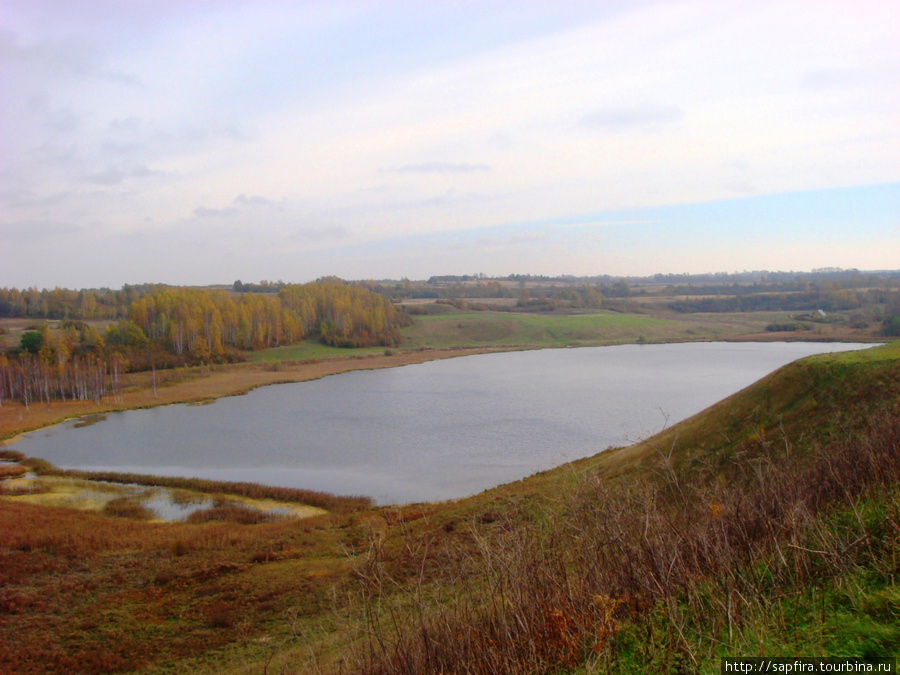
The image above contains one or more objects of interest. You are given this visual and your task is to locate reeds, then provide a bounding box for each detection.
[102,496,154,520]
[0,464,27,480]
[46,468,372,513]
[186,501,284,525]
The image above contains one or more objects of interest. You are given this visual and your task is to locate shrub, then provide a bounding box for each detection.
[0,464,27,481]
[882,315,900,336]
[186,504,279,525]
[19,330,43,354]
[204,601,235,629]
[20,458,58,475]
[102,497,154,520]
[765,322,802,332]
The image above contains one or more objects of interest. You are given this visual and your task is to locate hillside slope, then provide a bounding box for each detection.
[306,342,900,674]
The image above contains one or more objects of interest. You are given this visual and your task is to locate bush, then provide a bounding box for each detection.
[0,465,28,481]
[19,331,43,354]
[103,497,154,520]
[20,458,58,475]
[882,315,900,337]
[186,503,279,525]
[765,322,802,332]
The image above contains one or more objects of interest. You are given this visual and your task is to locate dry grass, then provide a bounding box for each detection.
[102,495,155,520]
[0,498,359,674]
[333,410,900,674]
[0,463,27,480]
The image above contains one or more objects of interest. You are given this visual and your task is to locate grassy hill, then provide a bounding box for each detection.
[292,342,898,674]
[1,342,898,673]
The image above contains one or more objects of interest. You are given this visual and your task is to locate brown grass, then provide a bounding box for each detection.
[54,469,370,513]
[102,496,154,520]
[0,340,894,673]
[0,499,359,674]
[186,502,285,525]
[0,464,27,480]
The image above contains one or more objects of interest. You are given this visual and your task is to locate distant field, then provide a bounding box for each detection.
[247,338,387,363]
[248,310,687,362]
[3,304,881,363]
[0,317,115,351]
[247,308,874,364]
[396,309,749,349]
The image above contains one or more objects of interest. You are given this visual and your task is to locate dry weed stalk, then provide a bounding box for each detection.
[333,410,900,674]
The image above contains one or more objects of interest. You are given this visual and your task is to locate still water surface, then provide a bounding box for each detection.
[14,342,869,504]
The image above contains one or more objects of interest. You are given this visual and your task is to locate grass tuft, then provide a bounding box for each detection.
[102,496,154,520]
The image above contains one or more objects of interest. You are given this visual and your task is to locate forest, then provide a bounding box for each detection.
[0,280,409,407]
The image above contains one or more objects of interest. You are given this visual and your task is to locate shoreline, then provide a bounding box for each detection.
[0,335,880,444]
[0,346,513,443]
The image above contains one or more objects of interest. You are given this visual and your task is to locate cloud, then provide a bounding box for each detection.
[26,96,80,134]
[193,194,283,219]
[0,28,96,79]
[289,224,351,242]
[233,194,275,207]
[85,164,164,185]
[0,188,70,209]
[384,162,492,174]
[194,206,238,219]
[800,67,866,90]
[0,219,82,240]
[580,103,683,132]
[474,231,547,251]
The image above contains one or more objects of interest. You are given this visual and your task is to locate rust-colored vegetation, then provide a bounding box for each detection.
[0,497,355,674]
[0,463,27,480]
[51,469,372,514]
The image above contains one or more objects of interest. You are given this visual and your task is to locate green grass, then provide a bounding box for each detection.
[806,338,900,364]
[248,311,690,361]
[605,571,900,675]
[396,310,706,349]
[247,338,387,363]
[248,309,888,364]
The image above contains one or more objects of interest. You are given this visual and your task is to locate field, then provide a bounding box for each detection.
[0,302,896,673]
[245,310,733,362]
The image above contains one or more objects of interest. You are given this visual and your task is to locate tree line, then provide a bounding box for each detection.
[127,281,408,356]
[0,280,410,406]
[0,285,162,320]
[666,286,897,314]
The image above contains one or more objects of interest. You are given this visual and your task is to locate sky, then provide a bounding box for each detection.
[1,0,898,289]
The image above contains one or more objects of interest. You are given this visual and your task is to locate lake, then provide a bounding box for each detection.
[12,342,870,504]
